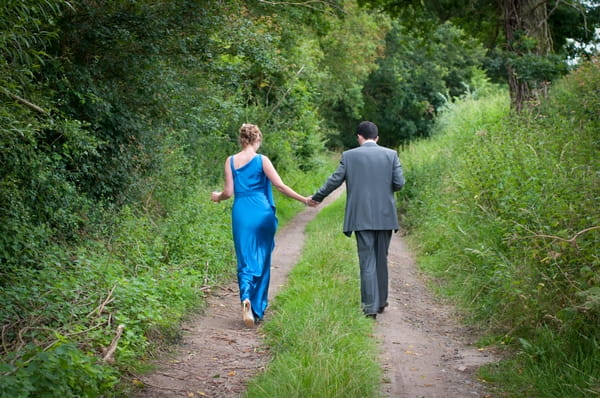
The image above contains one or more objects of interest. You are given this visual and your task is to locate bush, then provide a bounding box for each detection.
[0,344,117,398]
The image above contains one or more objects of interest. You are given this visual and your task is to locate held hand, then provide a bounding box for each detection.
[211,191,221,202]
[307,198,320,207]
[303,196,315,207]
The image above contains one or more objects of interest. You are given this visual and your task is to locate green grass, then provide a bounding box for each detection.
[397,61,600,397]
[481,326,600,397]
[244,198,382,398]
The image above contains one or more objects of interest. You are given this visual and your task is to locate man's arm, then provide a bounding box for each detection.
[312,155,347,202]
[392,154,405,192]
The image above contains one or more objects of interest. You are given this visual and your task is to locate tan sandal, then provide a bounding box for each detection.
[242,299,255,328]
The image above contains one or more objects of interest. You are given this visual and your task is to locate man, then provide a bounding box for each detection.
[309,121,405,318]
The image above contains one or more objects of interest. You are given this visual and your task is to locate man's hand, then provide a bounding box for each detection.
[307,198,320,207]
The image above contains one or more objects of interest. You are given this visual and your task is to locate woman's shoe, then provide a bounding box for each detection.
[242,299,255,328]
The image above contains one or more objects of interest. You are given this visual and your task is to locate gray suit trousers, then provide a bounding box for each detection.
[355,230,392,315]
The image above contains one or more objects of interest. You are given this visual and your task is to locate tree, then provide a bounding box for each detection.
[315,1,390,148]
[358,0,600,110]
[361,19,484,146]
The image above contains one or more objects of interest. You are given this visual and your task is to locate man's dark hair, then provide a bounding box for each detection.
[357,121,378,139]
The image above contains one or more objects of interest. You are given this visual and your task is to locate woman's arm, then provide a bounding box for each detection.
[262,156,310,205]
[211,156,234,202]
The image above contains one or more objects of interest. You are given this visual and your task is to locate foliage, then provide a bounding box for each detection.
[358,0,600,110]
[0,190,234,395]
[245,198,382,398]
[0,344,117,398]
[0,0,99,267]
[0,0,338,265]
[361,20,485,146]
[481,326,600,397]
[314,2,390,148]
[398,59,600,396]
[357,0,600,60]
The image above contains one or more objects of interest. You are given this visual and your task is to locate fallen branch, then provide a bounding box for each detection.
[1,323,12,356]
[213,285,235,293]
[1,88,48,115]
[525,225,600,248]
[2,318,113,376]
[87,284,117,319]
[102,324,125,363]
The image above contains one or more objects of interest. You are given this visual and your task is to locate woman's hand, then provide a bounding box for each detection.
[211,191,222,202]
[307,197,320,207]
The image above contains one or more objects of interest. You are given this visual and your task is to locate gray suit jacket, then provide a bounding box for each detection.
[313,141,405,236]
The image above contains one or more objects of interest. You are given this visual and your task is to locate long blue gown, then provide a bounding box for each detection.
[230,154,278,320]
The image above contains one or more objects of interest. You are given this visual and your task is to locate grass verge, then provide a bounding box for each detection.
[398,60,600,397]
[244,197,382,398]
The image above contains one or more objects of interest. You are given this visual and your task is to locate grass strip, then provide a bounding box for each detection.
[244,197,382,398]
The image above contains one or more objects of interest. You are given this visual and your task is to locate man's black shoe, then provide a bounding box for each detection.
[378,302,389,314]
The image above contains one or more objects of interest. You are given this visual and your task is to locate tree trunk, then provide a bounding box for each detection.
[503,0,552,111]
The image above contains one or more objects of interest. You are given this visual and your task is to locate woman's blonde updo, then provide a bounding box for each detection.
[239,123,262,147]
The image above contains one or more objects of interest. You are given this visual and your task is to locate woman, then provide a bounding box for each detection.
[211,123,310,327]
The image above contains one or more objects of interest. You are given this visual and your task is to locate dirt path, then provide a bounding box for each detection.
[133,188,343,397]
[377,234,496,397]
[134,189,496,397]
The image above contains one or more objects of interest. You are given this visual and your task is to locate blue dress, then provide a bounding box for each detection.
[230,154,278,320]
